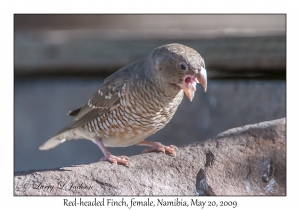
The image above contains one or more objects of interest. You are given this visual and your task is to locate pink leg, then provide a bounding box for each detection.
[136,140,178,156]
[95,138,130,165]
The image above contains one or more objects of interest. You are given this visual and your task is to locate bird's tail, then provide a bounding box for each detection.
[39,134,67,150]
[39,128,81,150]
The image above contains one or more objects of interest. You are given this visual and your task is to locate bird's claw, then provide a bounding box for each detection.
[170,145,179,151]
[142,143,178,156]
[100,155,131,165]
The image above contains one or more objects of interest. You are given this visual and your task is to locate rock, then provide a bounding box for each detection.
[14,118,286,196]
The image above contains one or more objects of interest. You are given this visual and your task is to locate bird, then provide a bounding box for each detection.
[39,43,207,165]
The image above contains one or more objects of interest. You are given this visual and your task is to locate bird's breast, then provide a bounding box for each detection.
[83,83,184,147]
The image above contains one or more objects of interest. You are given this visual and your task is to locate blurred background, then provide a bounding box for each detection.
[14,14,286,171]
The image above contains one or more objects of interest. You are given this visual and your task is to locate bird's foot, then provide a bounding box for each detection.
[140,142,178,156]
[95,138,130,165]
[100,154,130,165]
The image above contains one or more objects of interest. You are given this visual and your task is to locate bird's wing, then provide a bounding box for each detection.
[56,69,132,135]
[68,107,82,116]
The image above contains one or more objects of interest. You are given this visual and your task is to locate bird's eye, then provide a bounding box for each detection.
[179,62,188,71]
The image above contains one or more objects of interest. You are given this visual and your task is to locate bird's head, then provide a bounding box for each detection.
[148,43,207,101]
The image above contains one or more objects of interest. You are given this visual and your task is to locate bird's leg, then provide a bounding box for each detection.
[95,138,130,165]
[136,140,178,156]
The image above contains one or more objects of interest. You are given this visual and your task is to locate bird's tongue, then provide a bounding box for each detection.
[185,77,197,84]
[185,77,198,88]
[178,67,207,101]
[181,77,197,101]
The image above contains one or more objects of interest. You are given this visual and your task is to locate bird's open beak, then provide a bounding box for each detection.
[178,66,207,101]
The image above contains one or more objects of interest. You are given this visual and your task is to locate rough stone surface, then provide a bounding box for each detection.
[14,118,286,196]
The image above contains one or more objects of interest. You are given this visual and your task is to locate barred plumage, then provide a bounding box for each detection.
[39,43,207,165]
